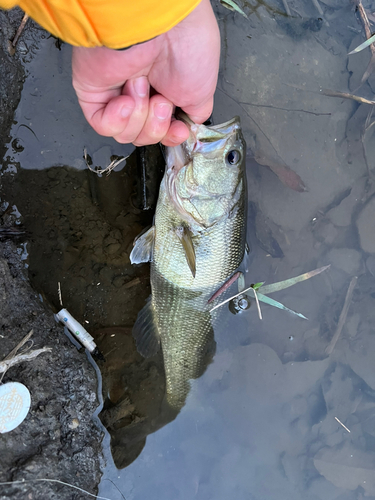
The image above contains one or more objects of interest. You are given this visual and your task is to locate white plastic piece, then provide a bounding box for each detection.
[56,309,97,352]
[0,382,31,433]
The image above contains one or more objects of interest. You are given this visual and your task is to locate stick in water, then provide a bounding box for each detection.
[325,276,357,355]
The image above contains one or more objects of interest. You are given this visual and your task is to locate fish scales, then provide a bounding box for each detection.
[152,184,245,407]
[131,114,247,410]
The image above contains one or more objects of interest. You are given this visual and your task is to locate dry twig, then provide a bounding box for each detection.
[58,282,63,307]
[325,277,357,355]
[0,329,51,380]
[321,89,375,105]
[8,12,29,54]
[84,148,128,176]
[0,349,52,373]
[253,288,263,320]
[353,0,375,84]
[282,0,291,16]
[3,329,34,361]
[334,416,351,433]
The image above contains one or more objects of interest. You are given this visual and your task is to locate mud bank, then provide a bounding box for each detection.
[0,9,104,499]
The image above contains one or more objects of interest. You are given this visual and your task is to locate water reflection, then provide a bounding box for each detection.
[96,315,213,469]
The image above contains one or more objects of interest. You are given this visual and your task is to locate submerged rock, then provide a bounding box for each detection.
[327,248,362,275]
[356,197,375,254]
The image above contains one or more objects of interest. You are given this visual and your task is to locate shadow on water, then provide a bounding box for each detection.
[4,0,375,497]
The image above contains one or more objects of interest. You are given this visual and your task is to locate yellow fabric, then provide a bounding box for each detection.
[0,0,201,48]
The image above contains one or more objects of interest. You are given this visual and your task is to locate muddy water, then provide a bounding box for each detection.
[3,0,375,498]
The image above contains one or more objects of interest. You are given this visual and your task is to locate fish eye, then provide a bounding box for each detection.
[226,150,241,166]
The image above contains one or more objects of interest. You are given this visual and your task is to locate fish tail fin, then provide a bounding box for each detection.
[133,297,161,357]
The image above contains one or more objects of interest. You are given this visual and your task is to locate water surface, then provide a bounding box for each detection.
[2,1,375,499]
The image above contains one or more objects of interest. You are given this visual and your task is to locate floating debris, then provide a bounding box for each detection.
[211,265,330,319]
[281,0,291,16]
[260,265,330,294]
[252,286,262,320]
[255,291,307,319]
[334,416,351,433]
[83,147,128,176]
[321,89,375,105]
[352,0,375,84]
[348,33,375,55]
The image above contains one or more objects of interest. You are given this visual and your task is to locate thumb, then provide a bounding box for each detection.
[180,96,214,124]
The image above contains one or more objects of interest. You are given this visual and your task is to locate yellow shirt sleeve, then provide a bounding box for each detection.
[0,0,201,49]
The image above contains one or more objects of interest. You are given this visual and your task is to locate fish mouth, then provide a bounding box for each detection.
[176,111,241,146]
[165,113,243,227]
[166,112,241,173]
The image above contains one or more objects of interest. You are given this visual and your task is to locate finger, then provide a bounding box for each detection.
[161,120,190,147]
[180,96,214,124]
[113,76,150,144]
[80,94,136,137]
[132,94,174,146]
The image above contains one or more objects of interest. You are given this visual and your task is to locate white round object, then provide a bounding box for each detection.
[0,382,31,433]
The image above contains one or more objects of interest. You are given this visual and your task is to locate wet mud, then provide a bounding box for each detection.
[0,8,104,499]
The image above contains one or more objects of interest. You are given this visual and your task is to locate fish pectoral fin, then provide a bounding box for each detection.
[133,297,160,357]
[175,226,196,278]
[130,226,155,264]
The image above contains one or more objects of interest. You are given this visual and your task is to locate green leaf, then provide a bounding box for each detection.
[259,265,330,295]
[348,34,375,55]
[252,282,264,291]
[252,291,308,320]
[219,0,248,18]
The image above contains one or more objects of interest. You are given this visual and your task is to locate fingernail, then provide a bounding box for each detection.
[155,103,172,120]
[134,76,148,98]
[121,104,133,119]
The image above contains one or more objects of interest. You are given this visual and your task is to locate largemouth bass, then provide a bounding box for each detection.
[130,115,247,409]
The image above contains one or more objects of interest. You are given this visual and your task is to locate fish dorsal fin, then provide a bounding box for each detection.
[133,297,160,357]
[175,226,196,278]
[130,226,155,264]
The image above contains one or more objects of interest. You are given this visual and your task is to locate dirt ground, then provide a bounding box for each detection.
[0,9,104,499]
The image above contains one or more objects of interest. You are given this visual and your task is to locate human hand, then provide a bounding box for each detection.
[72,0,220,147]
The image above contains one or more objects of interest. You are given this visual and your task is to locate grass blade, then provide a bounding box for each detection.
[219,0,248,18]
[255,291,308,320]
[260,265,330,295]
[348,34,375,55]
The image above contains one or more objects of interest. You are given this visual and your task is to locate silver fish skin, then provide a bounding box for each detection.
[130,115,247,409]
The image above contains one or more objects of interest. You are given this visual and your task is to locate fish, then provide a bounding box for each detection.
[130,113,247,410]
